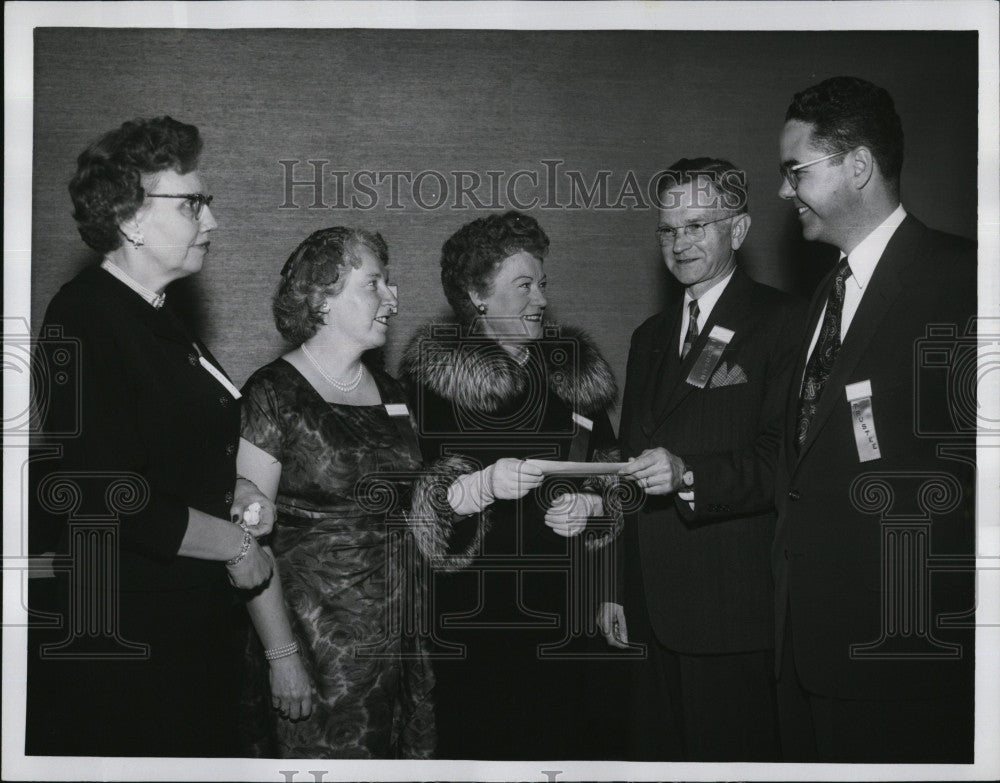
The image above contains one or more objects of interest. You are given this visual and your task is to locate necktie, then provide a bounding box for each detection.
[681,299,700,359]
[796,257,853,450]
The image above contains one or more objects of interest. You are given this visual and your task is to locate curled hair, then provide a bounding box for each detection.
[655,157,749,213]
[68,116,203,253]
[272,227,389,345]
[440,211,549,325]
[786,76,904,186]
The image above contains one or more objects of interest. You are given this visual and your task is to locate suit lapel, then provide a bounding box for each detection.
[651,268,753,427]
[794,216,915,463]
[784,267,833,464]
[640,306,682,436]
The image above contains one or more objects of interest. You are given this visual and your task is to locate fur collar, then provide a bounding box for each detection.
[400,320,618,415]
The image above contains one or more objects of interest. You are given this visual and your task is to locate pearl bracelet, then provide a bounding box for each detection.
[264,641,300,661]
[225,525,253,567]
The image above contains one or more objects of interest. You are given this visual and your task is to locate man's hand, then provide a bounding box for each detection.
[597,602,629,649]
[618,447,688,495]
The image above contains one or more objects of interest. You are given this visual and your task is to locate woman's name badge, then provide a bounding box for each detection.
[685,325,734,389]
[571,412,594,431]
[198,355,242,400]
[845,380,881,462]
[384,403,410,418]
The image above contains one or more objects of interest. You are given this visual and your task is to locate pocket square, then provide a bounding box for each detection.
[709,361,748,388]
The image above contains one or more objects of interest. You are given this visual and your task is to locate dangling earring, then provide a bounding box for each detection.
[476,303,487,315]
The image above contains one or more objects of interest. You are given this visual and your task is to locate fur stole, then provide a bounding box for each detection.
[400,320,618,416]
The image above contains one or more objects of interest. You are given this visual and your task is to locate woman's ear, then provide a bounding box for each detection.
[119,216,145,248]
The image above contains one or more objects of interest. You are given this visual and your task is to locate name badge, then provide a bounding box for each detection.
[685,325,734,388]
[384,403,410,418]
[194,345,242,400]
[845,380,881,462]
[571,412,594,431]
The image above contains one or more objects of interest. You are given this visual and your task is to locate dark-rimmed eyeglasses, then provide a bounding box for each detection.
[145,193,214,219]
[656,214,735,244]
[779,150,851,190]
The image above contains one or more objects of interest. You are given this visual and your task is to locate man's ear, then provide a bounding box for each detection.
[851,146,875,189]
[730,213,752,251]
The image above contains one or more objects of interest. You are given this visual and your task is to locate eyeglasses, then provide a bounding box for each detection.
[145,193,214,219]
[779,150,851,190]
[656,214,735,244]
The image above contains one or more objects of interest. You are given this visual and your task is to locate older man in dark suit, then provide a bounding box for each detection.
[773,76,976,762]
[607,158,806,760]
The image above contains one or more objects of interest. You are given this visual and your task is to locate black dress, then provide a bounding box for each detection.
[401,323,620,759]
[28,265,245,757]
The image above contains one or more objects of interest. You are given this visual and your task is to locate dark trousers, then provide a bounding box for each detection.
[628,633,780,761]
[777,620,973,763]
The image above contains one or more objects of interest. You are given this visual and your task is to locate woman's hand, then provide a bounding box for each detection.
[225,537,274,590]
[489,458,544,500]
[544,492,601,537]
[269,653,313,722]
[232,477,276,537]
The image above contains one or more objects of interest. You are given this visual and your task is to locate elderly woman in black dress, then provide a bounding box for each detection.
[401,210,622,759]
[30,116,274,757]
[236,226,542,758]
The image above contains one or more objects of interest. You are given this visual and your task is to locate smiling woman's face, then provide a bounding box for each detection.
[322,244,397,351]
[470,250,548,342]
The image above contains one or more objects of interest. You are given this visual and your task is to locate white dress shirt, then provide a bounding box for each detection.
[804,204,907,362]
[676,267,735,508]
[678,267,736,356]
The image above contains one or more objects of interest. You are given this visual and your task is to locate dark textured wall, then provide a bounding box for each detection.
[32,29,978,420]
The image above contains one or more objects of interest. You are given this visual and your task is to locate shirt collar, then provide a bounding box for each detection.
[841,204,907,291]
[684,266,736,318]
[101,259,166,309]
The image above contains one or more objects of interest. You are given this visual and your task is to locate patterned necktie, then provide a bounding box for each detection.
[796,257,853,450]
[681,299,700,359]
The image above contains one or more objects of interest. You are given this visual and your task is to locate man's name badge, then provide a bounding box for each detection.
[845,380,881,462]
[685,325,735,388]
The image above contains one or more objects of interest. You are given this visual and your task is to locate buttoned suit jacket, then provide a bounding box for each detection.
[772,214,976,700]
[618,266,807,654]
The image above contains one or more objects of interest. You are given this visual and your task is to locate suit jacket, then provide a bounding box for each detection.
[772,214,976,700]
[619,267,807,654]
[33,264,241,592]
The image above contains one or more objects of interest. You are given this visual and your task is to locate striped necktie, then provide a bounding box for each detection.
[681,299,700,359]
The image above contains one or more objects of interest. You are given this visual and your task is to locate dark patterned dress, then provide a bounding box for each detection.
[240,358,458,759]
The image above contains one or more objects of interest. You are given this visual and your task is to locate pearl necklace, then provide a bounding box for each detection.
[301,345,365,393]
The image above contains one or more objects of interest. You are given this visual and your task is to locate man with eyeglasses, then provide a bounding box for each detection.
[772,76,976,762]
[608,158,806,760]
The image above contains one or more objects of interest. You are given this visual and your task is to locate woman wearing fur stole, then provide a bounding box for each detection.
[401,211,622,759]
